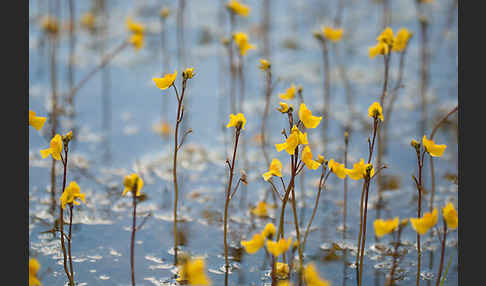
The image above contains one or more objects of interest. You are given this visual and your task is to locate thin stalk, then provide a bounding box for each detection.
[68,204,74,282]
[377,53,391,207]
[290,187,303,272]
[176,0,186,67]
[358,178,372,286]
[130,183,138,286]
[321,40,330,145]
[261,68,272,166]
[386,226,404,286]
[343,131,349,240]
[59,147,73,285]
[415,148,426,286]
[435,221,447,286]
[228,13,236,114]
[49,31,58,215]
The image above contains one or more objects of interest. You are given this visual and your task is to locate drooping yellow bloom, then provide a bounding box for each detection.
[317,155,325,164]
[259,59,271,71]
[442,202,458,229]
[369,42,390,58]
[241,233,265,254]
[277,102,292,113]
[226,113,247,129]
[377,27,394,46]
[374,217,399,237]
[261,223,276,239]
[40,134,63,161]
[122,173,144,197]
[160,8,171,19]
[262,158,283,181]
[303,263,330,286]
[29,110,47,131]
[299,103,322,129]
[410,208,439,235]
[302,146,321,170]
[275,126,308,155]
[126,17,145,34]
[153,70,178,90]
[29,258,42,286]
[279,84,296,100]
[129,33,144,50]
[80,12,95,31]
[368,102,384,121]
[392,28,413,52]
[233,32,256,56]
[251,201,269,217]
[226,0,250,16]
[60,181,86,209]
[345,159,375,180]
[275,262,290,279]
[422,135,447,157]
[322,27,343,42]
[183,67,195,79]
[178,258,212,285]
[328,159,346,179]
[266,237,292,257]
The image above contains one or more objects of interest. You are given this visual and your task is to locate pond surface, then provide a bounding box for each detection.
[29,0,458,285]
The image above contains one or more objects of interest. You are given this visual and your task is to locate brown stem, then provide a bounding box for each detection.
[59,147,73,285]
[68,204,74,282]
[321,40,330,144]
[261,69,272,166]
[130,185,137,286]
[358,178,371,286]
[435,221,447,286]
[290,187,303,272]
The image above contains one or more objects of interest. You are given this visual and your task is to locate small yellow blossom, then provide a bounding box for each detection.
[279,84,296,100]
[226,113,247,129]
[41,16,59,34]
[275,262,290,279]
[233,32,256,56]
[126,17,145,34]
[262,158,283,181]
[178,258,212,285]
[317,155,325,164]
[411,139,421,150]
[277,102,292,113]
[129,33,144,50]
[183,67,195,79]
[261,223,276,239]
[266,237,292,257]
[369,42,390,58]
[122,173,144,197]
[392,28,412,52]
[374,217,399,237]
[29,258,42,286]
[302,146,321,170]
[251,201,269,217]
[442,203,458,229]
[153,70,178,90]
[241,233,265,254]
[299,103,322,129]
[328,159,346,179]
[29,111,46,131]
[60,181,86,209]
[259,59,271,71]
[345,159,375,180]
[40,134,63,161]
[322,27,343,42]
[153,121,171,137]
[368,102,384,121]
[377,27,394,46]
[410,208,439,235]
[422,135,447,157]
[275,126,308,155]
[80,12,95,31]
[226,0,250,16]
[303,263,330,286]
[277,281,292,286]
[160,8,170,19]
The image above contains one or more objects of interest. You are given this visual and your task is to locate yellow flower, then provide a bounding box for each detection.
[183,67,195,79]
[377,27,394,46]
[226,0,250,16]
[266,237,292,257]
[80,12,95,31]
[233,32,256,56]
[226,113,247,129]
[345,159,375,180]
[160,8,171,19]
[60,181,86,209]
[153,121,171,137]
[410,208,439,235]
[299,103,322,129]
[241,233,265,254]
[29,111,46,131]
[251,201,268,217]
[259,59,271,71]
[262,158,283,181]
[275,262,290,279]
[178,258,212,285]
[317,155,325,164]
[442,203,458,229]
[129,33,144,50]
[303,263,330,286]
[368,102,384,121]
[277,102,292,113]
[275,126,308,155]
[261,223,276,239]
[392,28,412,52]
[279,84,296,100]
[328,159,346,179]
[322,27,343,42]
[29,258,42,286]
[41,16,59,34]
[277,281,292,286]
[302,146,321,170]
[153,70,178,90]
[422,135,447,157]
[122,173,144,197]
[369,41,390,58]
[126,17,145,35]
[373,217,399,237]
[40,134,63,161]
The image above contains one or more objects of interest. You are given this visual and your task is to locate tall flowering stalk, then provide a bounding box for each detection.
[435,203,457,286]
[259,59,272,165]
[153,68,194,265]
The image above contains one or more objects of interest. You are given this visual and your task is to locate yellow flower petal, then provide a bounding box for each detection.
[299,103,322,129]
[279,84,296,100]
[368,102,384,121]
[226,113,247,129]
[241,233,265,254]
[442,202,458,229]
[373,217,399,237]
[422,135,447,157]
[153,70,178,90]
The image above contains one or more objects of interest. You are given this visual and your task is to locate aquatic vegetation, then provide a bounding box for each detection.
[39,134,63,161]
[279,84,296,100]
[29,258,42,286]
[29,111,46,131]
[241,233,265,254]
[298,103,322,129]
[303,263,330,286]
[410,208,438,235]
[373,217,399,238]
[60,181,86,209]
[177,257,212,285]
[262,158,283,181]
[422,135,447,157]
[266,237,293,257]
